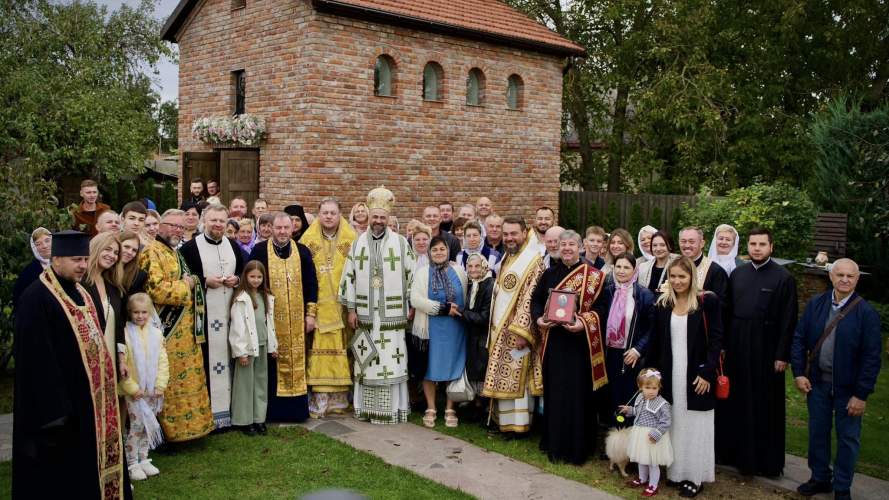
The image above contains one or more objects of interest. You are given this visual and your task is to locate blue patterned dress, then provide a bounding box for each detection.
[425,267,467,382]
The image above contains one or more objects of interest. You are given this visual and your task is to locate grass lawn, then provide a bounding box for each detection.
[0,425,476,500]
[785,328,889,480]
[409,402,793,500]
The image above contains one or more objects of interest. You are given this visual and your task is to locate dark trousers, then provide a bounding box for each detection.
[807,380,862,491]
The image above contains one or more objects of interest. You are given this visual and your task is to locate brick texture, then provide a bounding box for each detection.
[797,270,831,319]
[175,0,564,224]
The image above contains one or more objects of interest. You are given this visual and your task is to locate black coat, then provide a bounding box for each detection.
[127,269,148,296]
[457,277,494,381]
[645,292,723,411]
[84,280,127,349]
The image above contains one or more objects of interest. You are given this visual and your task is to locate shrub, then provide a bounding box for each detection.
[586,201,601,229]
[161,180,178,213]
[684,183,818,260]
[139,179,154,202]
[603,200,620,233]
[122,180,138,206]
[648,205,664,230]
[106,183,120,212]
[670,206,684,240]
[564,194,580,232]
[628,202,645,238]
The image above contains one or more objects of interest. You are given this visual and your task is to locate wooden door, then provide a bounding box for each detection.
[220,150,260,210]
[183,152,220,199]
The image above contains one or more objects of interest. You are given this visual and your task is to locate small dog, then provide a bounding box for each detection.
[605,427,632,477]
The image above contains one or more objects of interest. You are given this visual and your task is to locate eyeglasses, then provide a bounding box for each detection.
[162,223,186,232]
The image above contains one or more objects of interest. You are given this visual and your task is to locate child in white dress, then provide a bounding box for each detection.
[620,368,674,497]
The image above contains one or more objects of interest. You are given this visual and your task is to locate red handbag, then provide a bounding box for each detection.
[702,295,730,399]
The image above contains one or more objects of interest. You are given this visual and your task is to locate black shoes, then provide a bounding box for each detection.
[798,479,832,497]
[500,432,528,442]
[834,490,851,500]
[256,423,268,435]
[243,423,258,436]
[678,483,703,498]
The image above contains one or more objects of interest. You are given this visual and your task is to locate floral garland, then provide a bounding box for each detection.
[191,114,266,145]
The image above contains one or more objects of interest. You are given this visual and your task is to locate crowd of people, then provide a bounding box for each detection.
[11,179,883,500]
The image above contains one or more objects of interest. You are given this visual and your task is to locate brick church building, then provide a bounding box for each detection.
[162,0,585,220]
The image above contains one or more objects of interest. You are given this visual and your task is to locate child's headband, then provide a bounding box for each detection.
[641,369,662,381]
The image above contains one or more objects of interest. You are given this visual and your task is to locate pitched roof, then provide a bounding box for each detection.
[161,0,585,56]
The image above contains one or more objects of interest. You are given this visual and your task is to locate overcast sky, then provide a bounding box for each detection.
[100,0,181,103]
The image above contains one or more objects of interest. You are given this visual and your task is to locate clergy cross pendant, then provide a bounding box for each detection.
[371,269,383,290]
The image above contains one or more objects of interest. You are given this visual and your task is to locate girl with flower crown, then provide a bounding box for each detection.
[620,368,674,497]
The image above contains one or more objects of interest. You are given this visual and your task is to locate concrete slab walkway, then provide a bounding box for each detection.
[287,415,621,500]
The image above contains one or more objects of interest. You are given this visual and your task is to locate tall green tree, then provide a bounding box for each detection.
[157,100,179,154]
[603,201,620,232]
[0,0,173,186]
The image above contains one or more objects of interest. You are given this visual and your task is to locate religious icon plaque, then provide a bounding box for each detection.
[544,289,578,324]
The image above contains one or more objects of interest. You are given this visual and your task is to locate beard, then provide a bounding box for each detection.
[535,226,548,235]
[167,235,181,247]
[371,222,386,236]
[505,245,520,255]
[548,251,561,260]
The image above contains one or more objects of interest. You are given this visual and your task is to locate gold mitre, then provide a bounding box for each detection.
[367,185,395,213]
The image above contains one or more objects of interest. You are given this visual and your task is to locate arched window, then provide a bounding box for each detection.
[466,68,485,106]
[506,74,524,110]
[423,62,442,101]
[374,56,393,96]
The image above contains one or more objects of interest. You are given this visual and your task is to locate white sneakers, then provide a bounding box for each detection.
[129,464,147,481]
[128,459,159,481]
[140,459,160,477]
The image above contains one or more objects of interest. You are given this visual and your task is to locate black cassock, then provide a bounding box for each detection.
[180,234,245,393]
[13,269,133,499]
[715,259,797,476]
[248,239,318,421]
[530,261,611,465]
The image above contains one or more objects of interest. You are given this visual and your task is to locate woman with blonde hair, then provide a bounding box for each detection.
[119,230,149,295]
[83,232,129,377]
[643,256,723,498]
[142,209,161,245]
[350,202,369,235]
[237,218,257,255]
[602,228,635,275]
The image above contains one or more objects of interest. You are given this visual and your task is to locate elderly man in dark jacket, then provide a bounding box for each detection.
[791,259,882,500]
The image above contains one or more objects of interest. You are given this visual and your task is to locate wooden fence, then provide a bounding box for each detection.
[558,191,725,235]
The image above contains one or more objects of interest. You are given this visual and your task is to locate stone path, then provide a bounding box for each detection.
[1,411,886,500]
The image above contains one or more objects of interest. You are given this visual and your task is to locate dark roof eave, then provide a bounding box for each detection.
[311,0,586,57]
[160,0,199,43]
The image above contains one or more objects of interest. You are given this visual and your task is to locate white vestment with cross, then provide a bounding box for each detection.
[196,236,237,429]
[338,228,414,424]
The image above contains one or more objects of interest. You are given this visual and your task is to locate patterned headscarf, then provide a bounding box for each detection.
[466,253,492,309]
[430,237,457,303]
[606,262,639,349]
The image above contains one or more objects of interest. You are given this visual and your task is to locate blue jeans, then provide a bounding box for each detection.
[807,380,863,491]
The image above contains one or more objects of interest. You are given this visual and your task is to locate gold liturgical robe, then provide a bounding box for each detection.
[302,217,356,392]
[267,242,308,397]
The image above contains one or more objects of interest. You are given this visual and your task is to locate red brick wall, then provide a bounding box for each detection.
[175,0,564,224]
[797,270,831,319]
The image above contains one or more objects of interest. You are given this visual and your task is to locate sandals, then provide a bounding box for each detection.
[679,483,703,498]
[423,409,436,428]
[444,409,458,428]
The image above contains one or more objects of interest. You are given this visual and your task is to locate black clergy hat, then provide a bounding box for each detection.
[284,205,305,218]
[51,230,90,257]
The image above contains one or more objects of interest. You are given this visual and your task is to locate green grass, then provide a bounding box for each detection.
[785,328,889,480]
[0,426,476,500]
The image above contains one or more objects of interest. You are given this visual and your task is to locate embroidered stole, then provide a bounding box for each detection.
[489,238,541,349]
[696,256,713,289]
[195,236,236,427]
[267,242,307,397]
[344,229,410,331]
[539,264,609,390]
[40,269,124,500]
[156,249,206,344]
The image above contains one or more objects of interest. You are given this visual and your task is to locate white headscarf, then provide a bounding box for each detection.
[708,224,740,275]
[637,225,658,262]
[30,227,51,266]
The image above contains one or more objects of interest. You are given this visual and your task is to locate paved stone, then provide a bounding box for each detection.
[718,454,889,500]
[0,414,12,425]
[312,421,356,438]
[302,417,621,500]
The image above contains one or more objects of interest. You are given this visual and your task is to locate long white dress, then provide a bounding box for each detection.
[667,313,715,484]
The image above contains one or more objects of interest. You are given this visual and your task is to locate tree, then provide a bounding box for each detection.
[122,181,138,206]
[139,179,155,203]
[670,207,684,241]
[627,202,645,243]
[809,97,889,285]
[161,180,178,213]
[107,183,120,212]
[564,194,580,232]
[603,200,620,232]
[648,205,664,231]
[585,201,601,229]
[0,0,172,188]
[157,100,179,154]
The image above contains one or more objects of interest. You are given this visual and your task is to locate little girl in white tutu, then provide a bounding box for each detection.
[620,368,674,497]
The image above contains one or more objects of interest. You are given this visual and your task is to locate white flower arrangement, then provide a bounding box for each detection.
[192,114,266,145]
